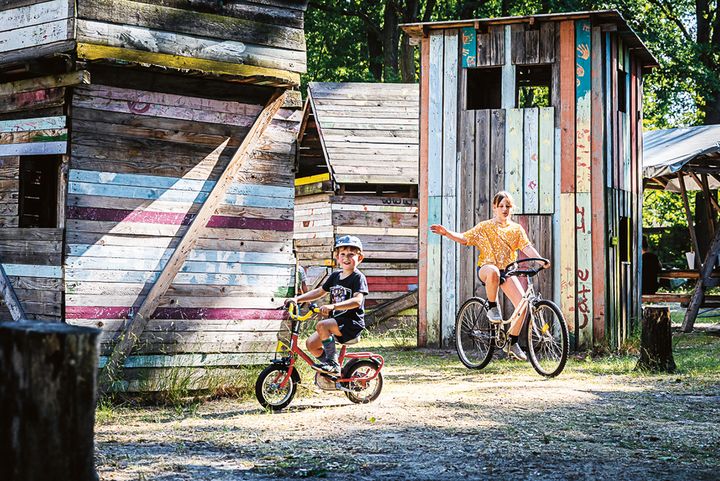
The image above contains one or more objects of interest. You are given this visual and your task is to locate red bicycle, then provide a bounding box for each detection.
[255,301,384,411]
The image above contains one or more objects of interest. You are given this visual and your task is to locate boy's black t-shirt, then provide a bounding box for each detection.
[322,269,369,329]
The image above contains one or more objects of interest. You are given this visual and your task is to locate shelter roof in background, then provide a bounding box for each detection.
[643,125,720,191]
[400,9,658,69]
[307,82,419,185]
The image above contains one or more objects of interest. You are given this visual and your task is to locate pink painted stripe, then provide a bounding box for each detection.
[66,306,288,320]
[67,206,292,231]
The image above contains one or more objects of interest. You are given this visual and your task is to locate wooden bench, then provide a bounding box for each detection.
[657,269,720,280]
[642,293,720,306]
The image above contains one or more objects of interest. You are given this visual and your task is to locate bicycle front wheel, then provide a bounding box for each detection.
[455,297,495,369]
[527,300,569,377]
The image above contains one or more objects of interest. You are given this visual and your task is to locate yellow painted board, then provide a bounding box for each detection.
[295,172,330,186]
[77,43,300,87]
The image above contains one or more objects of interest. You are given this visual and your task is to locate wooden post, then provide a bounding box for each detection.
[636,307,676,372]
[0,263,26,321]
[678,172,701,267]
[99,90,287,391]
[0,321,100,481]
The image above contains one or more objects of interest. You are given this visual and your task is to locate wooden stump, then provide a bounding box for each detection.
[0,321,100,481]
[636,307,677,372]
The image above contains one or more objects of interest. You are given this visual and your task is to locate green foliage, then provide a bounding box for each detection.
[643,189,697,269]
[304,1,718,128]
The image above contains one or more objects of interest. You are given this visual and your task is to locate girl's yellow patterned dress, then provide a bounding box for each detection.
[462,220,531,269]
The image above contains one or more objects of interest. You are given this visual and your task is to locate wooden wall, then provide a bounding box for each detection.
[75,0,307,87]
[294,193,419,320]
[0,0,76,65]
[64,75,301,368]
[422,18,644,349]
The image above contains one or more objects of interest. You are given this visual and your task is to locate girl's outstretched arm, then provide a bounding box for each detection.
[430,224,469,245]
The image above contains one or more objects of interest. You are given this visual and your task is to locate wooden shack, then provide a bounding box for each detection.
[0,0,308,390]
[402,10,657,349]
[295,82,420,325]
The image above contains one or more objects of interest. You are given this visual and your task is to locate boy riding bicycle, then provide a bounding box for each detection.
[431,191,549,361]
[285,235,368,375]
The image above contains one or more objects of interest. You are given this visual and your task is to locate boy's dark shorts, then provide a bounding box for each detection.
[335,320,364,344]
[476,265,507,286]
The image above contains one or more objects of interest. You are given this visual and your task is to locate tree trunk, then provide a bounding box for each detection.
[383,0,400,81]
[636,307,677,372]
[399,0,419,82]
[367,27,383,81]
[0,321,100,481]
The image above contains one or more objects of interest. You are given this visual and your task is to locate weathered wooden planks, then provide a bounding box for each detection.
[0,0,75,64]
[307,82,419,186]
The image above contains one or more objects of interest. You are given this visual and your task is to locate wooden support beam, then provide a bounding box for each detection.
[0,71,90,97]
[678,173,700,267]
[98,91,287,391]
[366,290,419,327]
[0,263,26,322]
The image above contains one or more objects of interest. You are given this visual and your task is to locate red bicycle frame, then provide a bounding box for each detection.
[275,316,384,388]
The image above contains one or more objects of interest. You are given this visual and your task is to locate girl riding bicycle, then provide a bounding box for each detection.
[430,191,550,361]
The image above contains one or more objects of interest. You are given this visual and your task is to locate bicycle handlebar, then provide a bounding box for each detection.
[284,301,321,321]
[504,257,550,279]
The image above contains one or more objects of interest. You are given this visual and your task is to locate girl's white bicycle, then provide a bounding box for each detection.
[455,257,569,377]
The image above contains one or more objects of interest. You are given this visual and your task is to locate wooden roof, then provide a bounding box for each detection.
[306,82,419,186]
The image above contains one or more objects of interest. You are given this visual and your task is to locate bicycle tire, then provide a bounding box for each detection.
[526,299,569,377]
[455,297,495,369]
[342,360,383,404]
[255,364,297,411]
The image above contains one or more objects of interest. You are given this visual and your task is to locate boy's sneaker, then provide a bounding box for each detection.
[487,305,503,323]
[509,343,527,361]
[312,360,341,376]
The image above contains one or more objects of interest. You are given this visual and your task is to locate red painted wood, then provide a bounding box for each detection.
[66,206,292,230]
[559,20,576,193]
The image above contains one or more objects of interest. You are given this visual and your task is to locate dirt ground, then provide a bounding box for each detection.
[95,344,720,481]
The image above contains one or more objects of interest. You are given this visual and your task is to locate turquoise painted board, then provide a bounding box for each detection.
[538,108,554,213]
[501,25,515,109]
[575,19,592,193]
[0,141,66,155]
[2,264,62,278]
[441,29,458,344]
[67,244,295,265]
[69,169,293,198]
[523,108,539,213]
[426,195,442,345]
[461,27,477,67]
[575,192,593,346]
[68,182,293,209]
[504,109,523,211]
[0,116,66,132]
[428,32,444,198]
[605,33,613,189]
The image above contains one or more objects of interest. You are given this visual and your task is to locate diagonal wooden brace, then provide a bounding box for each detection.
[0,263,26,322]
[99,90,287,392]
[681,220,720,332]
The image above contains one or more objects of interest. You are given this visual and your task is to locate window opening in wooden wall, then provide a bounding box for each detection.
[516,65,551,108]
[466,67,502,110]
[617,69,627,113]
[19,155,60,228]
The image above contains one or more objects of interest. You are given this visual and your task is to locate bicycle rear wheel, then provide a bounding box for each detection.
[527,300,569,377]
[455,297,495,369]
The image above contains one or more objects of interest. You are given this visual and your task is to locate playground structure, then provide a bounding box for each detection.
[643,124,720,332]
[0,0,309,390]
[295,82,420,326]
[402,10,658,349]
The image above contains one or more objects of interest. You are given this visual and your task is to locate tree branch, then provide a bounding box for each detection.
[309,0,383,37]
[647,0,693,43]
